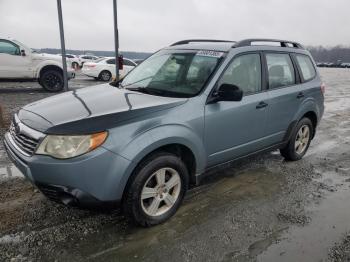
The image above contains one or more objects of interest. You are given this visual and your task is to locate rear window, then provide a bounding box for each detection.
[295,54,316,81]
[123,59,135,66]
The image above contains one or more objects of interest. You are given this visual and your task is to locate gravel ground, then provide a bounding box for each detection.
[0,69,349,262]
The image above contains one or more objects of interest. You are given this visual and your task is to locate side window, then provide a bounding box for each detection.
[106,59,115,64]
[0,40,20,55]
[295,54,316,81]
[266,53,295,89]
[218,53,261,95]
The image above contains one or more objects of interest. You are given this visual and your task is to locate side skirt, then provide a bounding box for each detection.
[194,141,288,185]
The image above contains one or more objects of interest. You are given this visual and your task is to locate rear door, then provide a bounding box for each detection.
[264,52,303,144]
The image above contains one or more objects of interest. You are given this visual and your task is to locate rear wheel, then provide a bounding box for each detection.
[99,70,112,81]
[123,153,188,227]
[280,118,314,161]
[72,62,79,69]
[39,69,64,92]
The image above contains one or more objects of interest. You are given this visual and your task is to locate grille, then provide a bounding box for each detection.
[37,184,62,203]
[9,122,39,156]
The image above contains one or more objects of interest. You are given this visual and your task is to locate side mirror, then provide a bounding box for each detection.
[20,50,26,56]
[209,83,243,103]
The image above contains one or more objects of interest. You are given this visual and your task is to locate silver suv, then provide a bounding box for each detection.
[4,39,324,226]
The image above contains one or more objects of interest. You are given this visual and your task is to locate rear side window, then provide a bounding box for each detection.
[106,59,115,64]
[295,54,316,81]
[266,53,295,89]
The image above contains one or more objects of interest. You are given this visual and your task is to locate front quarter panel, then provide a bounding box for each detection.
[103,123,206,200]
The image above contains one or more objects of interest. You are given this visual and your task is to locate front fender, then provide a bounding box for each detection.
[120,124,207,173]
[34,60,63,78]
[105,124,207,200]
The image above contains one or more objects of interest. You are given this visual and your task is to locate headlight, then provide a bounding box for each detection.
[36,132,108,159]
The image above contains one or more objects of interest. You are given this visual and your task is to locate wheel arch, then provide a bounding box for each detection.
[39,65,63,79]
[98,69,112,80]
[292,101,320,140]
[112,125,207,201]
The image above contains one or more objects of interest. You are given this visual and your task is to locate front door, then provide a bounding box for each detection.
[205,53,269,167]
[0,39,32,78]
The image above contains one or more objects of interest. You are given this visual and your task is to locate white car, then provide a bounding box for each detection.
[79,55,100,66]
[81,57,137,81]
[58,54,82,69]
[0,37,75,92]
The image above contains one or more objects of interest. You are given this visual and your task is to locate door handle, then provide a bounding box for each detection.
[256,101,268,109]
[297,92,305,99]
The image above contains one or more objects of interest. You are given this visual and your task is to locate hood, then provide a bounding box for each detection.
[18,84,187,134]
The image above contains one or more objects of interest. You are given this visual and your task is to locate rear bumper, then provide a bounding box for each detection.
[4,132,131,208]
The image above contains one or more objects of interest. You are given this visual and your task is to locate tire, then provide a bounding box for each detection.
[280,117,314,161]
[39,69,64,92]
[123,153,189,227]
[72,62,79,69]
[98,70,112,81]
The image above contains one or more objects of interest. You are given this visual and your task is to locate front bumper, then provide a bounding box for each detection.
[4,132,131,208]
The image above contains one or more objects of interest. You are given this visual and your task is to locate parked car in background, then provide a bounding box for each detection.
[58,54,82,69]
[340,62,350,68]
[0,37,75,92]
[4,39,324,226]
[79,55,99,66]
[82,57,137,81]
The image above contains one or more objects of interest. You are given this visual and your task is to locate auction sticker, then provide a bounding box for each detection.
[197,50,224,58]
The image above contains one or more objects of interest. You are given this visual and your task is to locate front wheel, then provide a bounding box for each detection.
[280,118,314,161]
[123,153,189,227]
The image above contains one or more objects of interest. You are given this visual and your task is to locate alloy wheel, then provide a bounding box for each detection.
[295,124,310,155]
[140,167,181,217]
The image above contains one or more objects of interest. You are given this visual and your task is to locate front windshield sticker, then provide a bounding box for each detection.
[197,50,224,58]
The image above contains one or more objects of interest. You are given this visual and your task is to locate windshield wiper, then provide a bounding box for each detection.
[121,76,153,88]
[125,86,151,94]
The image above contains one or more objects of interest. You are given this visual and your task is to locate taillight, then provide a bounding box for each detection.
[86,64,96,68]
[321,83,326,95]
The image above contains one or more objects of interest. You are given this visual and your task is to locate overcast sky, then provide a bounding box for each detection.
[0,0,349,52]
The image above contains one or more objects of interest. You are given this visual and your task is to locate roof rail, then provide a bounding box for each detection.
[170,39,236,46]
[234,39,304,49]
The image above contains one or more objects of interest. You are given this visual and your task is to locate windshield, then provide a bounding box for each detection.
[120,50,224,97]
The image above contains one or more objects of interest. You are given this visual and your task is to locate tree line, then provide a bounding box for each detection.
[308,46,350,63]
